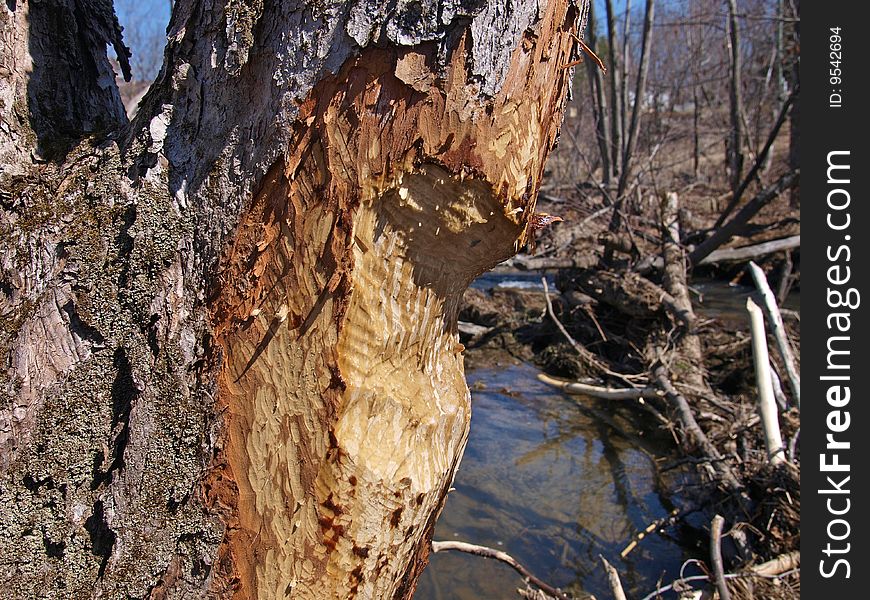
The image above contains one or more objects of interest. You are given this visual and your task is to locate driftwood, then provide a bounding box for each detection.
[431,541,570,600]
[746,297,786,465]
[748,261,800,408]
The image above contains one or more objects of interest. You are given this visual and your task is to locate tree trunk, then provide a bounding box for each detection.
[725,0,745,195]
[0,1,586,598]
[585,4,613,188]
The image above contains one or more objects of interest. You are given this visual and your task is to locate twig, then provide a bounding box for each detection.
[748,261,800,409]
[541,278,635,383]
[571,32,607,73]
[431,540,570,600]
[599,556,627,600]
[710,515,732,600]
[620,508,680,558]
[652,364,743,492]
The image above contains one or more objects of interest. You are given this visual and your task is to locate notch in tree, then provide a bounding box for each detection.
[0,0,587,597]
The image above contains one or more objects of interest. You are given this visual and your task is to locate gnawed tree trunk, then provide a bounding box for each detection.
[0,0,587,598]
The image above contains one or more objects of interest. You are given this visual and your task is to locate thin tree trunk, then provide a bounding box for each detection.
[620,0,633,163]
[605,0,624,182]
[693,85,702,179]
[787,0,801,208]
[0,1,587,598]
[725,0,745,194]
[617,0,655,198]
[585,4,614,187]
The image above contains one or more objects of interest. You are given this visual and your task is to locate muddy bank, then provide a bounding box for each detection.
[459,267,800,598]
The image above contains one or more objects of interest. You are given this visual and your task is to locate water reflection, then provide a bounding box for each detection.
[416,362,696,599]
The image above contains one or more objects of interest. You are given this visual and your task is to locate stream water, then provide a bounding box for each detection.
[415,272,799,599]
[414,362,697,600]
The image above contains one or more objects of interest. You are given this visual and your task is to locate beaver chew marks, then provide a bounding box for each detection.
[209,0,579,597]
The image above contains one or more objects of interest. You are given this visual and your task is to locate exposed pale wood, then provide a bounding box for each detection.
[746,297,786,466]
[0,0,589,598]
[750,551,800,577]
[208,2,585,597]
[600,555,628,600]
[458,321,493,337]
[748,261,800,409]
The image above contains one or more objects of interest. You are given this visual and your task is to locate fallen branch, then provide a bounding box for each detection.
[431,540,570,600]
[537,373,661,400]
[599,556,627,600]
[652,365,742,492]
[746,297,787,466]
[700,235,799,264]
[710,515,732,600]
[748,261,800,409]
[634,234,800,272]
[750,551,800,577]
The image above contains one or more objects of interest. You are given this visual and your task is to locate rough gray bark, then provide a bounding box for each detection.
[725,0,745,194]
[0,0,587,598]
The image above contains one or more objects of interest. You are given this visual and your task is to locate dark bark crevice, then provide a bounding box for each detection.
[84,500,116,578]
